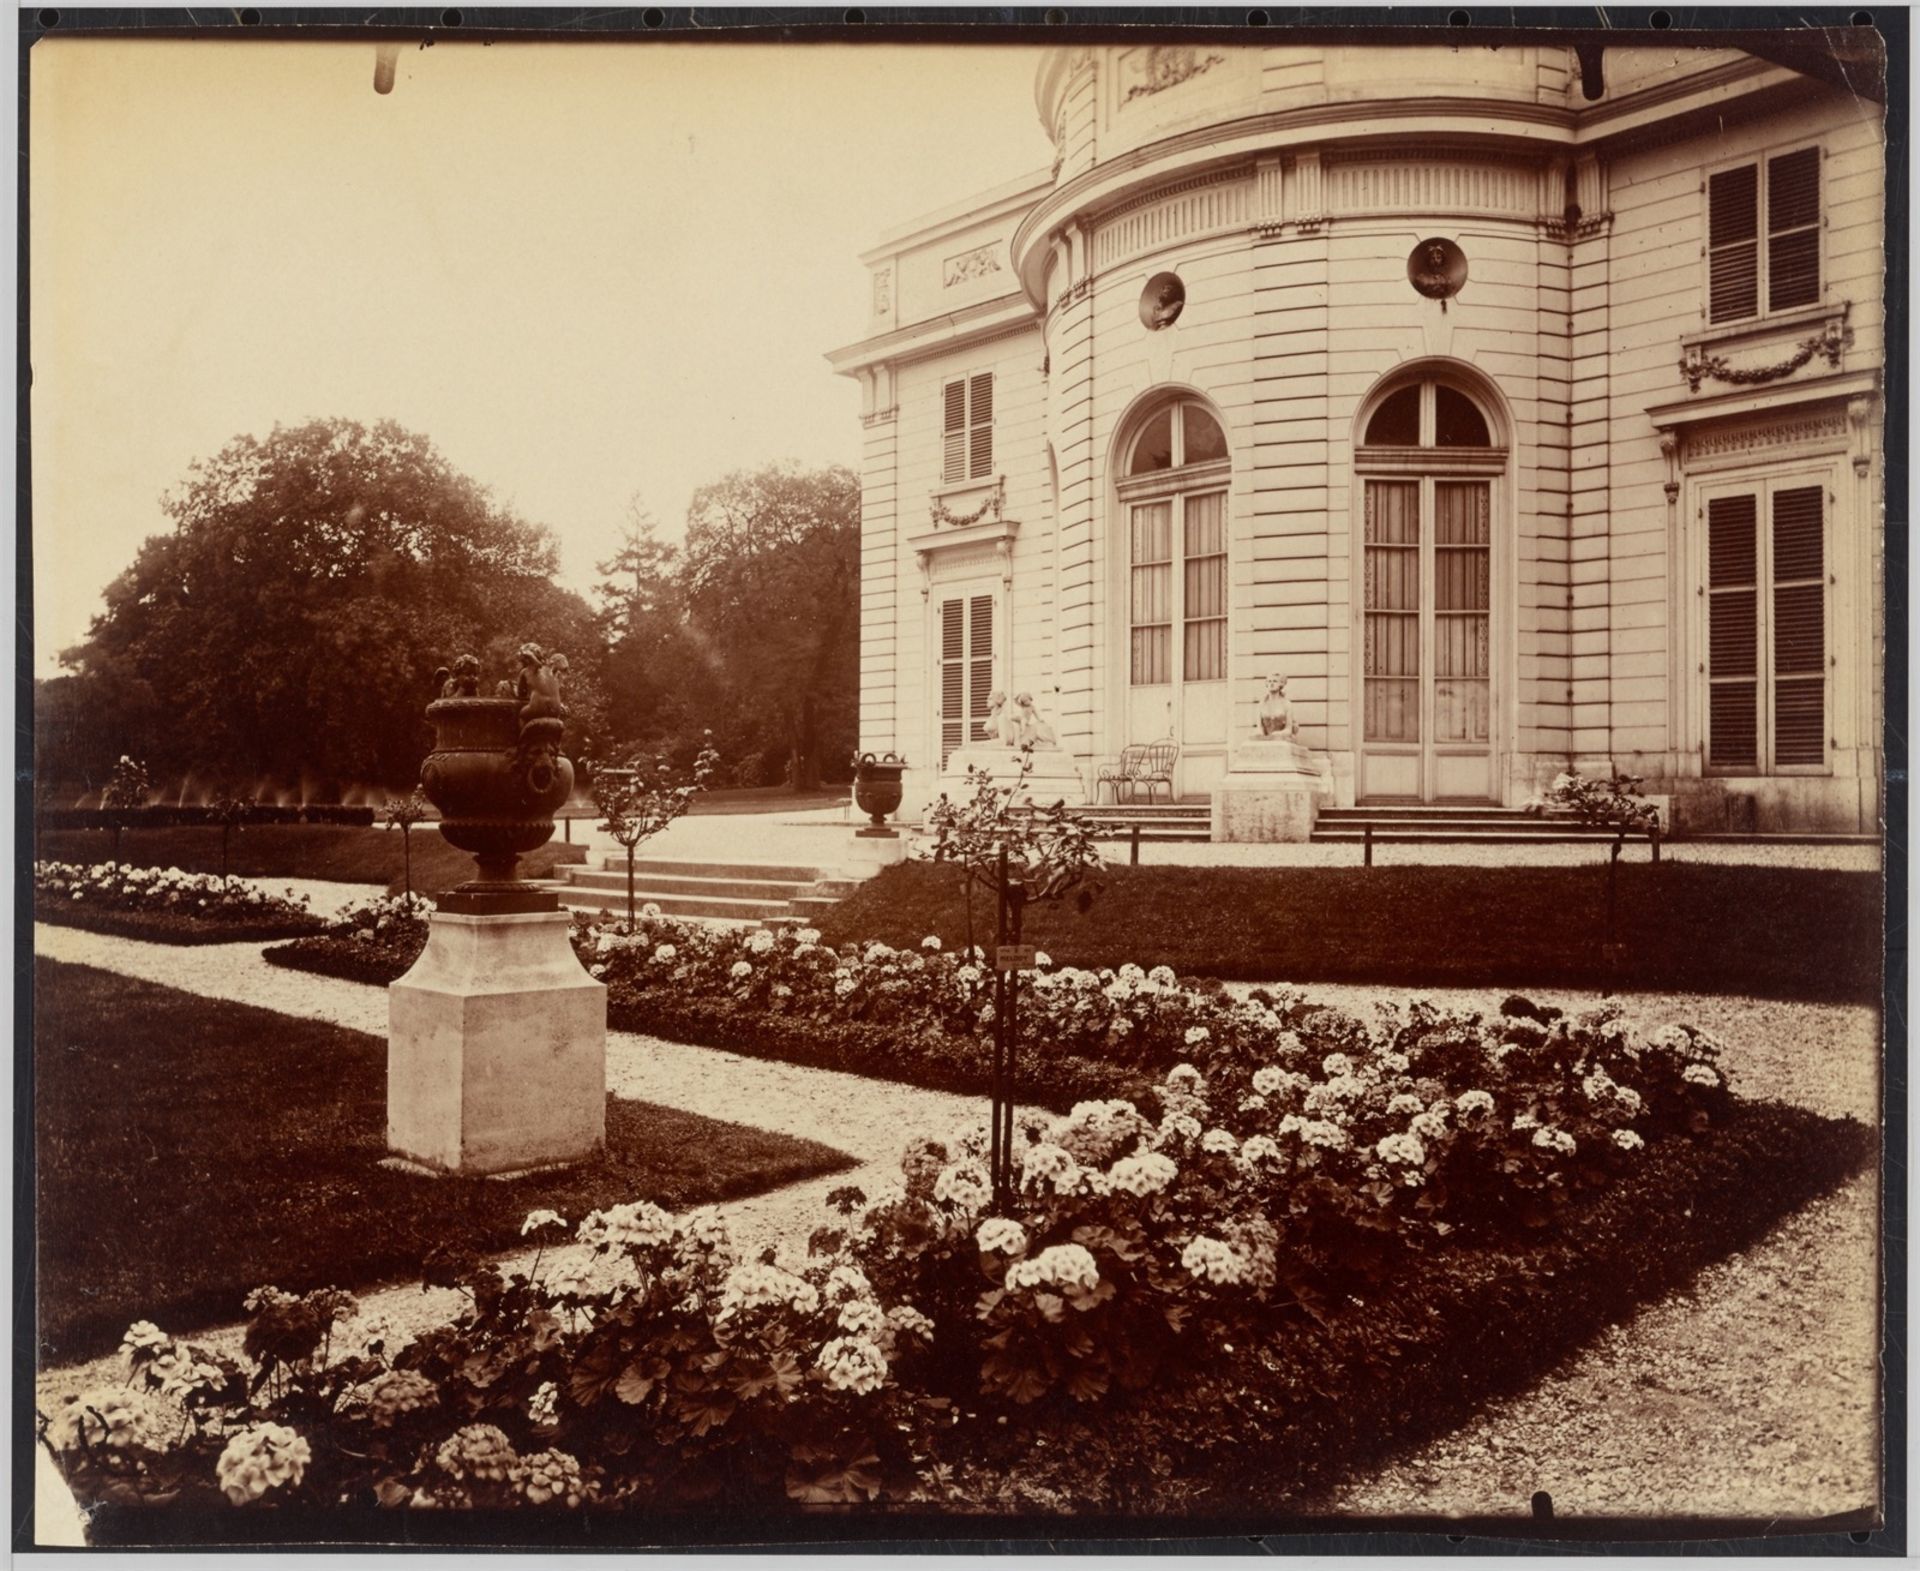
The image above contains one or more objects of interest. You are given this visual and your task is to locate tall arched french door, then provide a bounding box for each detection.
[1118,398,1230,793]
[1355,378,1505,803]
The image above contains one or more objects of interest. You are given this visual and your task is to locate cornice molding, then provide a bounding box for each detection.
[826,294,1041,378]
[1007,59,1804,305]
[1646,367,1881,431]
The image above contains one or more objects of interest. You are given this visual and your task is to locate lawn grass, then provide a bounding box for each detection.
[818,860,1883,1003]
[34,958,856,1364]
[32,903,324,946]
[35,824,584,897]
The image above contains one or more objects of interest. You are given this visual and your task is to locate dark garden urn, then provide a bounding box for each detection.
[852,750,907,838]
[419,649,574,913]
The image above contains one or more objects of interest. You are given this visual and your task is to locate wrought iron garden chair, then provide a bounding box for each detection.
[1094,738,1180,804]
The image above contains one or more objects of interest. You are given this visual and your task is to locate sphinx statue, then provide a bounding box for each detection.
[1258,674,1298,740]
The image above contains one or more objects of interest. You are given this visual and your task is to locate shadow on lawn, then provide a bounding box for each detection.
[33,958,856,1366]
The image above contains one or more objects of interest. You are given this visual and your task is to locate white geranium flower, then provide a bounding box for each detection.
[974,1217,1029,1256]
[1108,1150,1178,1196]
[1180,1236,1246,1285]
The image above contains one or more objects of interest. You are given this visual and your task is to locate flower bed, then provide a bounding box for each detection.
[258,892,433,982]
[34,861,325,945]
[42,982,1872,1529]
[266,907,1847,1119]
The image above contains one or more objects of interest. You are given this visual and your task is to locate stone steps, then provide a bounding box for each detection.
[555,856,855,925]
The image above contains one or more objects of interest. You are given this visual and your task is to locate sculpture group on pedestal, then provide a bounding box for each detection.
[986,689,1060,753]
[938,685,1088,807]
[390,643,605,1179]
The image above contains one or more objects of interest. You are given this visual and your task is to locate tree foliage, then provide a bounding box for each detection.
[679,463,859,790]
[588,464,860,793]
[53,418,603,791]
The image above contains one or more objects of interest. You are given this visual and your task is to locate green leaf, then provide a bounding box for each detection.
[614,1361,657,1406]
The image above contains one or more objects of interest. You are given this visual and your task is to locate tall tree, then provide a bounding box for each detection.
[57,418,600,791]
[591,496,704,757]
[678,462,859,791]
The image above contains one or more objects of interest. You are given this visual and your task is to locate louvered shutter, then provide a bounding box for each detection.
[1706,493,1759,768]
[939,599,964,767]
[968,373,994,480]
[1708,164,1760,324]
[942,381,967,486]
[968,594,994,742]
[1770,485,1825,765]
[1767,148,1821,312]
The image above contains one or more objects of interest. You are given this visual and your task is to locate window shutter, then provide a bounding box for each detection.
[942,381,967,486]
[1767,148,1821,312]
[939,599,964,767]
[968,373,994,480]
[1707,164,1760,324]
[968,594,994,742]
[1770,485,1825,765]
[1706,493,1759,768]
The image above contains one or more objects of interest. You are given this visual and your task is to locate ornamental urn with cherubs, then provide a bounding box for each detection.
[420,645,574,910]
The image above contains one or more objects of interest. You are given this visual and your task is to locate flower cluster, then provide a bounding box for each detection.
[215,1423,311,1505]
[34,861,316,924]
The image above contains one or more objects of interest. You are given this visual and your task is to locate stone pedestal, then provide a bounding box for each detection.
[847,829,908,870]
[1210,737,1334,843]
[388,909,606,1176]
[937,747,1088,809]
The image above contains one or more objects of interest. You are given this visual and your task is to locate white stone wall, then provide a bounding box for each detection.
[836,43,1886,832]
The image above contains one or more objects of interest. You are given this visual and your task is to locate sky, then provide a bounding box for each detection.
[29,37,1056,675]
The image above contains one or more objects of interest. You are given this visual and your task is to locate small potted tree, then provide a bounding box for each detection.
[210,794,252,888]
[590,734,722,928]
[99,755,151,869]
[926,754,1105,1196]
[384,787,433,906]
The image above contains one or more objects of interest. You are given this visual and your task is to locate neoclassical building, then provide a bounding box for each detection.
[828,41,1885,834]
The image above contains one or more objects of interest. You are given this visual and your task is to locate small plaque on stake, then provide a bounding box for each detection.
[996,945,1038,972]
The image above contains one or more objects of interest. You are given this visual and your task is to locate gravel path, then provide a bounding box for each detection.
[31,922,993,1413]
[32,924,1881,1526]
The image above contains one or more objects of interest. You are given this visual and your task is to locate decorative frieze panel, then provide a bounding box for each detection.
[871,268,891,317]
[1684,407,1850,462]
[943,244,1005,289]
[1093,173,1251,270]
[1120,45,1225,104]
[1325,153,1537,219]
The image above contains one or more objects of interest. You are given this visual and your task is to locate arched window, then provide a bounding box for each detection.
[1363,381,1493,448]
[1354,374,1505,803]
[1117,397,1230,729]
